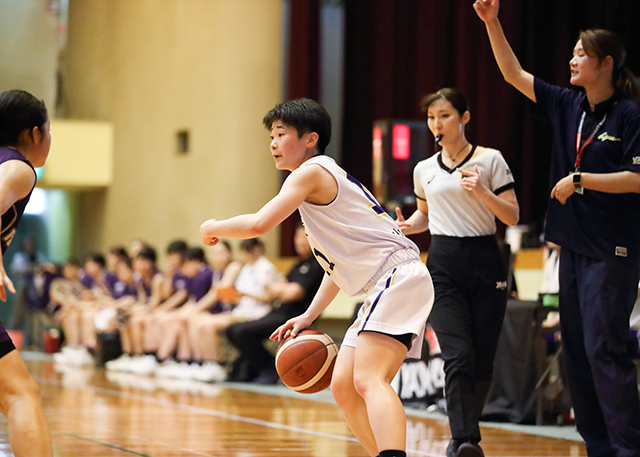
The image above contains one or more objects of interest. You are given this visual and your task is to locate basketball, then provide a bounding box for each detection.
[275,329,339,394]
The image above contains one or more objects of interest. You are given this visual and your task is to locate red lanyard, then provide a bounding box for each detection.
[575,110,608,172]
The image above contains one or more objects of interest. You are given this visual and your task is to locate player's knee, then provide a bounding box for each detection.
[0,374,42,413]
[352,370,373,398]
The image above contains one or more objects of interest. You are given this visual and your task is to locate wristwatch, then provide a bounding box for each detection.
[572,172,583,194]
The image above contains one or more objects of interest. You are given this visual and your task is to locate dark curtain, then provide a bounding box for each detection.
[341,0,640,247]
[280,0,321,256]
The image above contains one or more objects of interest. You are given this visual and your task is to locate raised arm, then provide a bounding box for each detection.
[473,0,536,102]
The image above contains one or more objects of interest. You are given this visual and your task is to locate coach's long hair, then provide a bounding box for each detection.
[580,29,640,102]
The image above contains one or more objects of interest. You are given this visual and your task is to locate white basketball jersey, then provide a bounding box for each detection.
[413,146,515,237]
[298,155,420,296]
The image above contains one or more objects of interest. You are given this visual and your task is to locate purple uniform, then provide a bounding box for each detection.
[111,278,138,300]
[188,266,213,301]
[134,269,161,302]
[0,147,36,353]
[172,271,189,292]
[81,271,118,296]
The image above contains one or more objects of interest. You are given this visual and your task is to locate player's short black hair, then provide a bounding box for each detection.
[136,246,157,263]
[86,253,106,268]
[109,246,129,261]
[263,98,332,154]
[167,240,188,256]
[184,247,206,263]
[240,238,264,252]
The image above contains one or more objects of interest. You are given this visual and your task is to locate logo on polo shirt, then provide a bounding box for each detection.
[496,281,507,290]
[633,157,640,165]
[597,132,620,142]
[616,246,628,257]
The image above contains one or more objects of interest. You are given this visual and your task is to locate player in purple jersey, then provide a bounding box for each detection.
[0,90,53,456]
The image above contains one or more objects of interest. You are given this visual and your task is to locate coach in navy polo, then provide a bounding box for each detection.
[476,1,640,455]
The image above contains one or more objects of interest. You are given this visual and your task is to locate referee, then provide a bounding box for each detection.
[397,87,519,457]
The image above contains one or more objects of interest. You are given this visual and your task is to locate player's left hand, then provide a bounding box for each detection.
[551,175,575,205]
[199,219,220,246]
[459,165,486,195]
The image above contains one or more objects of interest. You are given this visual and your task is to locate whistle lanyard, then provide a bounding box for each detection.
[574,110,608,172]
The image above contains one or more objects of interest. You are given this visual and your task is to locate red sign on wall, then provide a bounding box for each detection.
[392,124,410,160]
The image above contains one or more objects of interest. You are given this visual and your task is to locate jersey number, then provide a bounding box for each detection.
[313,248,335,276]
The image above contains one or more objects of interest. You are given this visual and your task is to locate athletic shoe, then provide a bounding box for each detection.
[456,442,484,457]
[129,355,159,376]
[106,354,132,371]
[446,439,463,457]
[173,362,200,380]
[66,347,94,367]
[154,359,181,378]
[192,362,226,383]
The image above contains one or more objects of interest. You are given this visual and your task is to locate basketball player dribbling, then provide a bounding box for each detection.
[200,98,434,457]
[0,90,53,457]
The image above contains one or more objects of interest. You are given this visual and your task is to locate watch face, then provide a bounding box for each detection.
[573,173,581,183]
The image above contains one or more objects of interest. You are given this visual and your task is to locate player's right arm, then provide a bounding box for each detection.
[270,274,340,341]
[0,160,36,301]
[473,0,536,102]
[200,165,322,245]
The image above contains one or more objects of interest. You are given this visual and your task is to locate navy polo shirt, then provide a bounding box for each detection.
[534,77,640,266]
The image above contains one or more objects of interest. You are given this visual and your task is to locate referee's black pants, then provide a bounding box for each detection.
[559,248,640,457]
[427,235,508,442]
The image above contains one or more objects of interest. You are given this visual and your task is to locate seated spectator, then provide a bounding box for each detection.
[137,240,190,358]
[225,225,323,383]
[93,257,139,335]
[184,237,281,381]
[130,246,215,375]
[106,246,129,276]
[82,253,119,299]
[153,241,242,381]
[51,260,95,366]
[106,245,166,371]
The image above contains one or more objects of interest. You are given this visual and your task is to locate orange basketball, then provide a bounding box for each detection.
[275,329,338,394]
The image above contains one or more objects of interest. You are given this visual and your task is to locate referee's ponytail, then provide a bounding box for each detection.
[579,29,640,103]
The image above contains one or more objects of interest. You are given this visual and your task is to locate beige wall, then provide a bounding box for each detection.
[64,0,283,259]
[0,0,59,111]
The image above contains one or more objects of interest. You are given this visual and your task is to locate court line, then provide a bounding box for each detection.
[36,375,577,457]
[60,433,152,457]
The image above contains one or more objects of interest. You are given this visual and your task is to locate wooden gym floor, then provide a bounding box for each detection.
[0,354,587,457]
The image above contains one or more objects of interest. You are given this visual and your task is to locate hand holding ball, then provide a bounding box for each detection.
[275,329,338,394]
